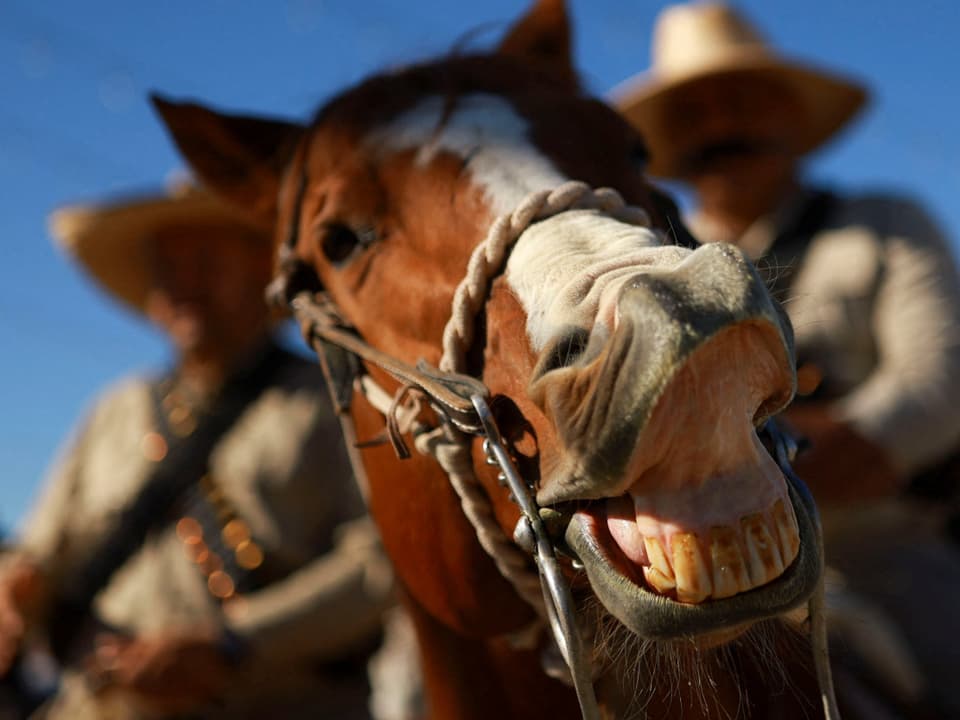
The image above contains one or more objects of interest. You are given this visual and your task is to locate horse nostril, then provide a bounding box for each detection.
[538,327,591,375]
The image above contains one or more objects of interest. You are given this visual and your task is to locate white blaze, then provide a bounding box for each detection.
[370,92,686,352]
[369,93,567,217]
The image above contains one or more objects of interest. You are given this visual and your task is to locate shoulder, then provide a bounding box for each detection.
[828,189,946,242]
[83,374,156,426]
[50,373,157,463]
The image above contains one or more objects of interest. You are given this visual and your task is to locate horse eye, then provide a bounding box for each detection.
[318,222,364,264]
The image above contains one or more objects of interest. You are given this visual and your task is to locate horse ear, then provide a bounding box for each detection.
[497,0,576,88]
[151,94,302,221]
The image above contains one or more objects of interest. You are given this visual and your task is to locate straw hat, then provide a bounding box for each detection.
[49,181,270,314]
[611,2,869,177]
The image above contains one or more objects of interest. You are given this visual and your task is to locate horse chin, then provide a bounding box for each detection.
[562,472,821,644]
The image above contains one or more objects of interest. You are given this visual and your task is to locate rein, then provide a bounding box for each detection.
[270,180,840,720]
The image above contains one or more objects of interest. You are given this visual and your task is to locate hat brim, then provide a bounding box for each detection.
[49,189,271,314]
[611,54,868,177]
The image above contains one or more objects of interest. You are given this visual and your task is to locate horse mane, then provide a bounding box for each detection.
[311,51,581,140]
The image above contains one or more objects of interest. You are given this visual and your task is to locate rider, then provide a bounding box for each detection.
[612,2,960,713]
[613,2,960,504]
[0,183,395,719]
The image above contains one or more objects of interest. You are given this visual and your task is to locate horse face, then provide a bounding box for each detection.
[488,215,815,641]
[154,0,816,661]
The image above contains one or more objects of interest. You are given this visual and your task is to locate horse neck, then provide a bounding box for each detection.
[351,386,534,630]
[403,586,584,720]
[351,384,584,716]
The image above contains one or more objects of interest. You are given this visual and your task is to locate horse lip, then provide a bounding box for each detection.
[562,471,821,640]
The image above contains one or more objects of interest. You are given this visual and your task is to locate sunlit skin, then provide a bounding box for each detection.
[144,220,275,397]
[662,73,804,237]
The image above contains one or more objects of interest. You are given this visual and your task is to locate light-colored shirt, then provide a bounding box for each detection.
[17,347,394,719]
[690,188,960,476]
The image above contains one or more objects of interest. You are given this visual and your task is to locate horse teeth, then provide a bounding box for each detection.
[771,499,800,565]
[634,498,797,601]
[643,565,677,594]
[642,537,675,593]
[741,513,784,586]
[671,533,712,603]
[709,526,751,599]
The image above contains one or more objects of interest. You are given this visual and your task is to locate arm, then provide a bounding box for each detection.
[0,390,111,670]
[220,370,395,666]
[5,407,100,622]
[81,517,394,713]
[13,381,150,612]
[224,514,394,665]
[3,379,157,645]
[835,197,960,476]
[16,437,86,595]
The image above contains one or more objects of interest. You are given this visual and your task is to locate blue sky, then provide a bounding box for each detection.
[1,0,958,529]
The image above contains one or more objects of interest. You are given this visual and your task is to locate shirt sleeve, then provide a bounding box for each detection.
[18,410,98,584]
[13,384,123,617]
[222,366,395,665]
[225,514,395,664]
[835,196,960,475]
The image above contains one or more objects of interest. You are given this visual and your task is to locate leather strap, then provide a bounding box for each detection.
[47,341,292,661]
[292,292,488,434]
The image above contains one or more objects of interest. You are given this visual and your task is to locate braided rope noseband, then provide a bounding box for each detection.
[415,181,655,614]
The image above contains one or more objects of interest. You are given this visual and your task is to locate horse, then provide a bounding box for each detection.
[150,1,843,717]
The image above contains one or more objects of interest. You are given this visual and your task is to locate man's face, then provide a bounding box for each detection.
[144,221,273,356]
[662,73,803,180]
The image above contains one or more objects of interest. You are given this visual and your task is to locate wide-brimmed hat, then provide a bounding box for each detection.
[610,2,869,177]
[49,181,270,314]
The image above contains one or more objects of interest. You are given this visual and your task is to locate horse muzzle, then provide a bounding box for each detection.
[525,242,817,637]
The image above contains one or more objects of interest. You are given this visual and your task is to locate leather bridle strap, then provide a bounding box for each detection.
[290,291,487,434]
[289,286,601,719]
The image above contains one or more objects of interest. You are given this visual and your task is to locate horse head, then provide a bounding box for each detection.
[153,1,830,717]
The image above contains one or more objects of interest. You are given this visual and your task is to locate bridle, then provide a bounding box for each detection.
[269,179,841,720]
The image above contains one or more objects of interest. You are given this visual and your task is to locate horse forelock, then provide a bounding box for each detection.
[311,53,577,135]
[294,48,653,242]
[284,52,599,296]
